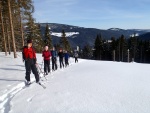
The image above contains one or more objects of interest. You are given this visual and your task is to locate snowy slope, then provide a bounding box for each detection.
[51,32,79,38]
[1,52,150,113]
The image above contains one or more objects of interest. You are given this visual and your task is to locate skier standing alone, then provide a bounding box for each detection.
[42,46,51,75]
[74,52,78,63]
[51,47,58,71]
[58,49,64,69]
[22,40,40,85]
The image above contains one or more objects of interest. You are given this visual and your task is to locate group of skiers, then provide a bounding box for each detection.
[42,46,70,75]
[22,39,78,85]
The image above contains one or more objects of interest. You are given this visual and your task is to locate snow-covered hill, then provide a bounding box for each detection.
[39,23,150,48]
[0,52,150,113]
[51,32,79,38]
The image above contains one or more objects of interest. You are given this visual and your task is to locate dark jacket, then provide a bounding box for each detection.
[64,53,69,59]
[58,52,64,59]
[51,50,57,58]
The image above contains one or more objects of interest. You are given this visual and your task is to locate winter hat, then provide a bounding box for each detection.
[27,39,32,44]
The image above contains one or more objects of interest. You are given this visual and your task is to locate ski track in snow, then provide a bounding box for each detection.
[0,72,54,113]
[1,52,150,113]
[0,52,76,113]
[11,60,150,113]
[27,95,36,103]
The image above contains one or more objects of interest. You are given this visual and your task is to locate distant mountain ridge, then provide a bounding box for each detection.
[39,23,150,48]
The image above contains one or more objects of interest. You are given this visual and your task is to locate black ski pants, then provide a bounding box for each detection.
[65,58,69,67]
[44,60,50,73]
[25,59,39,82]
[52,57,57,71]
[59,58,64,68]
[75,57,78,63]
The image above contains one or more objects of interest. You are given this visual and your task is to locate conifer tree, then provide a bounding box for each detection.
[0,0,37,58]
[60,29,71,52]
[44,24,52,49]
[32,24,44,53]
[93,34,103,60]
[93,35,100,60]
[82,44,92,59]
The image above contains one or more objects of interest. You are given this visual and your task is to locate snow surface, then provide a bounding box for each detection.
[51,32,79,38]
[0,52,150,113]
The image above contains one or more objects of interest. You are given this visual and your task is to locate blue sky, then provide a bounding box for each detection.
[33,0,150,29]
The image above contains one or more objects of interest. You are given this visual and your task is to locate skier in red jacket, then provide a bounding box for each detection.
[42,46,51,75]
[22,40,40,85]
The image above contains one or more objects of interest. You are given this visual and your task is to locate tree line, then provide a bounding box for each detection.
[80,34,150,63]
[1,0,150,63]
[0,0,71,58]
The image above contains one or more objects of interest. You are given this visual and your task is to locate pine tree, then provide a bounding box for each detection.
[110,37,116,61]
[120,35,128,62]
[8,0,17,58]
[44,24,52,49]
[32,24,44,53]
[82,44,92,59]
[93,35,100,60]
[0,1,7,56]
[0,0,36,57]
[60,29,71,52]
[129,34,138,62]
[93,34,103,60]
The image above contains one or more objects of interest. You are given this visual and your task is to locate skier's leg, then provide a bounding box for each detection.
[55,58,57,70]
[67,59,69,65]
[44,60,47,74]
[65,59,67,67]
[31,62,39,83]
[47,60,50,73]
[62,59,64,68]
[45,60,49,75]
[66,59,69,66]
[25,60,31,81]
[60,60,62,68]
[52,58,55,70]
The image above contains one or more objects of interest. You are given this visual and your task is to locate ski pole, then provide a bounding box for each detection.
[49,58,51,74]
[69,58,71,66]
[37,63,47,80]
[41,60,44,69]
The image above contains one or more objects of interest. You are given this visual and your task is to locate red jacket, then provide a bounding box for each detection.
[42,50,51,60]
[23,47,36,59]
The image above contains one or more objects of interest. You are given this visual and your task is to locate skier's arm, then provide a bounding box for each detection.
[42,51,44,57]
[49,51,52,59]
[33,49,37,64]
[22,51,25,62]
[22,48,27,62]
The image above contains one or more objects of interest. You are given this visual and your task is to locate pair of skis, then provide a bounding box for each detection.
[25,80,46,89]
[36,63,47,89]
[25,63,47,89]
[38,82,46,89]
